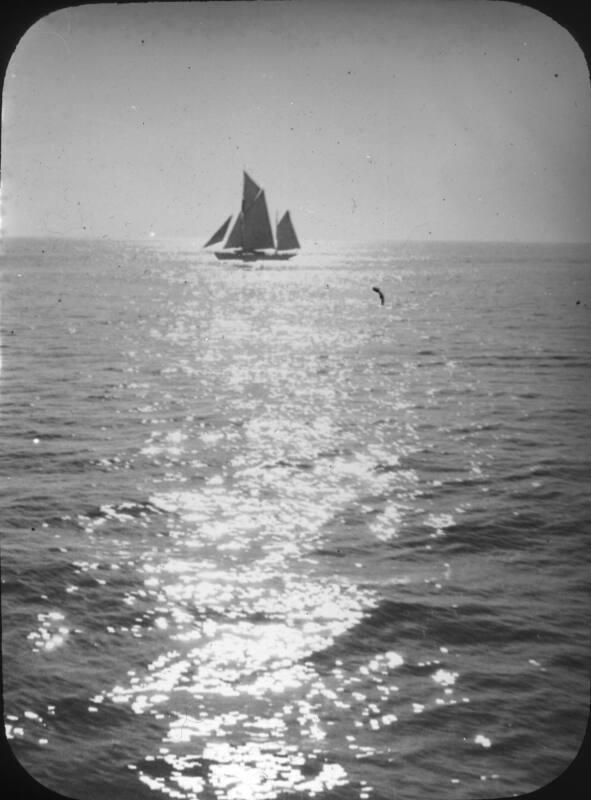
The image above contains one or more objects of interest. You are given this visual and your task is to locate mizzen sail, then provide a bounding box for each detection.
[276,211,300,251]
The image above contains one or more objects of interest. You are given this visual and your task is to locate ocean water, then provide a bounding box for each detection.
[1,236,590,800]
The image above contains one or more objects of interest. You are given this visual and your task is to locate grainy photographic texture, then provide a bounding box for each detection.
[1,3,590,800]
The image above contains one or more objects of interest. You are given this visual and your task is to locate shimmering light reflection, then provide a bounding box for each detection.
[94,380,427,798]
[137,743,348,800]
[128,639,406,799]
[27,611,69,653]
[103,571,376,706]
[95,412,418,798]
[75,264,461,799]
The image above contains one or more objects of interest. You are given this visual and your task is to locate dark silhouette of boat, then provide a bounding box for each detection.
[204,171,300,262]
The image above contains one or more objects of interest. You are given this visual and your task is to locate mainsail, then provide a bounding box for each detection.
[225,211,244,249]
[204,171,300,261]
[243,190,275,250]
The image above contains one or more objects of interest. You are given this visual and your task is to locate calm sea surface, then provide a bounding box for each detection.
[1,237,590,800]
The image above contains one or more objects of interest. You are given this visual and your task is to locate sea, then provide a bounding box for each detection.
[1,236,590,800]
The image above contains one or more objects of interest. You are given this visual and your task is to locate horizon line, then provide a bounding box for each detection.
[2,233,591,248]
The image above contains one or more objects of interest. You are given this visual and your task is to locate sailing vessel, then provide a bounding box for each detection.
[204,172,300,262]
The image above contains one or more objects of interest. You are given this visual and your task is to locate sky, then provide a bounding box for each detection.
[1,0,590,243]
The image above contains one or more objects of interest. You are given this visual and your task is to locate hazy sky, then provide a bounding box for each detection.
[2,0,590,242]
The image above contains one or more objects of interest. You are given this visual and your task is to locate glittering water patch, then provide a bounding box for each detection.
[27,610,70,653]
[136,743,348,800]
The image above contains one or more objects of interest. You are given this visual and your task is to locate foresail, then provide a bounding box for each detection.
[276,211,300,251]
[243,190,275,250]
[203,215,232,248]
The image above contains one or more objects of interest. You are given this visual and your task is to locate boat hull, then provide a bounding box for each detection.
[214,250,297,262]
